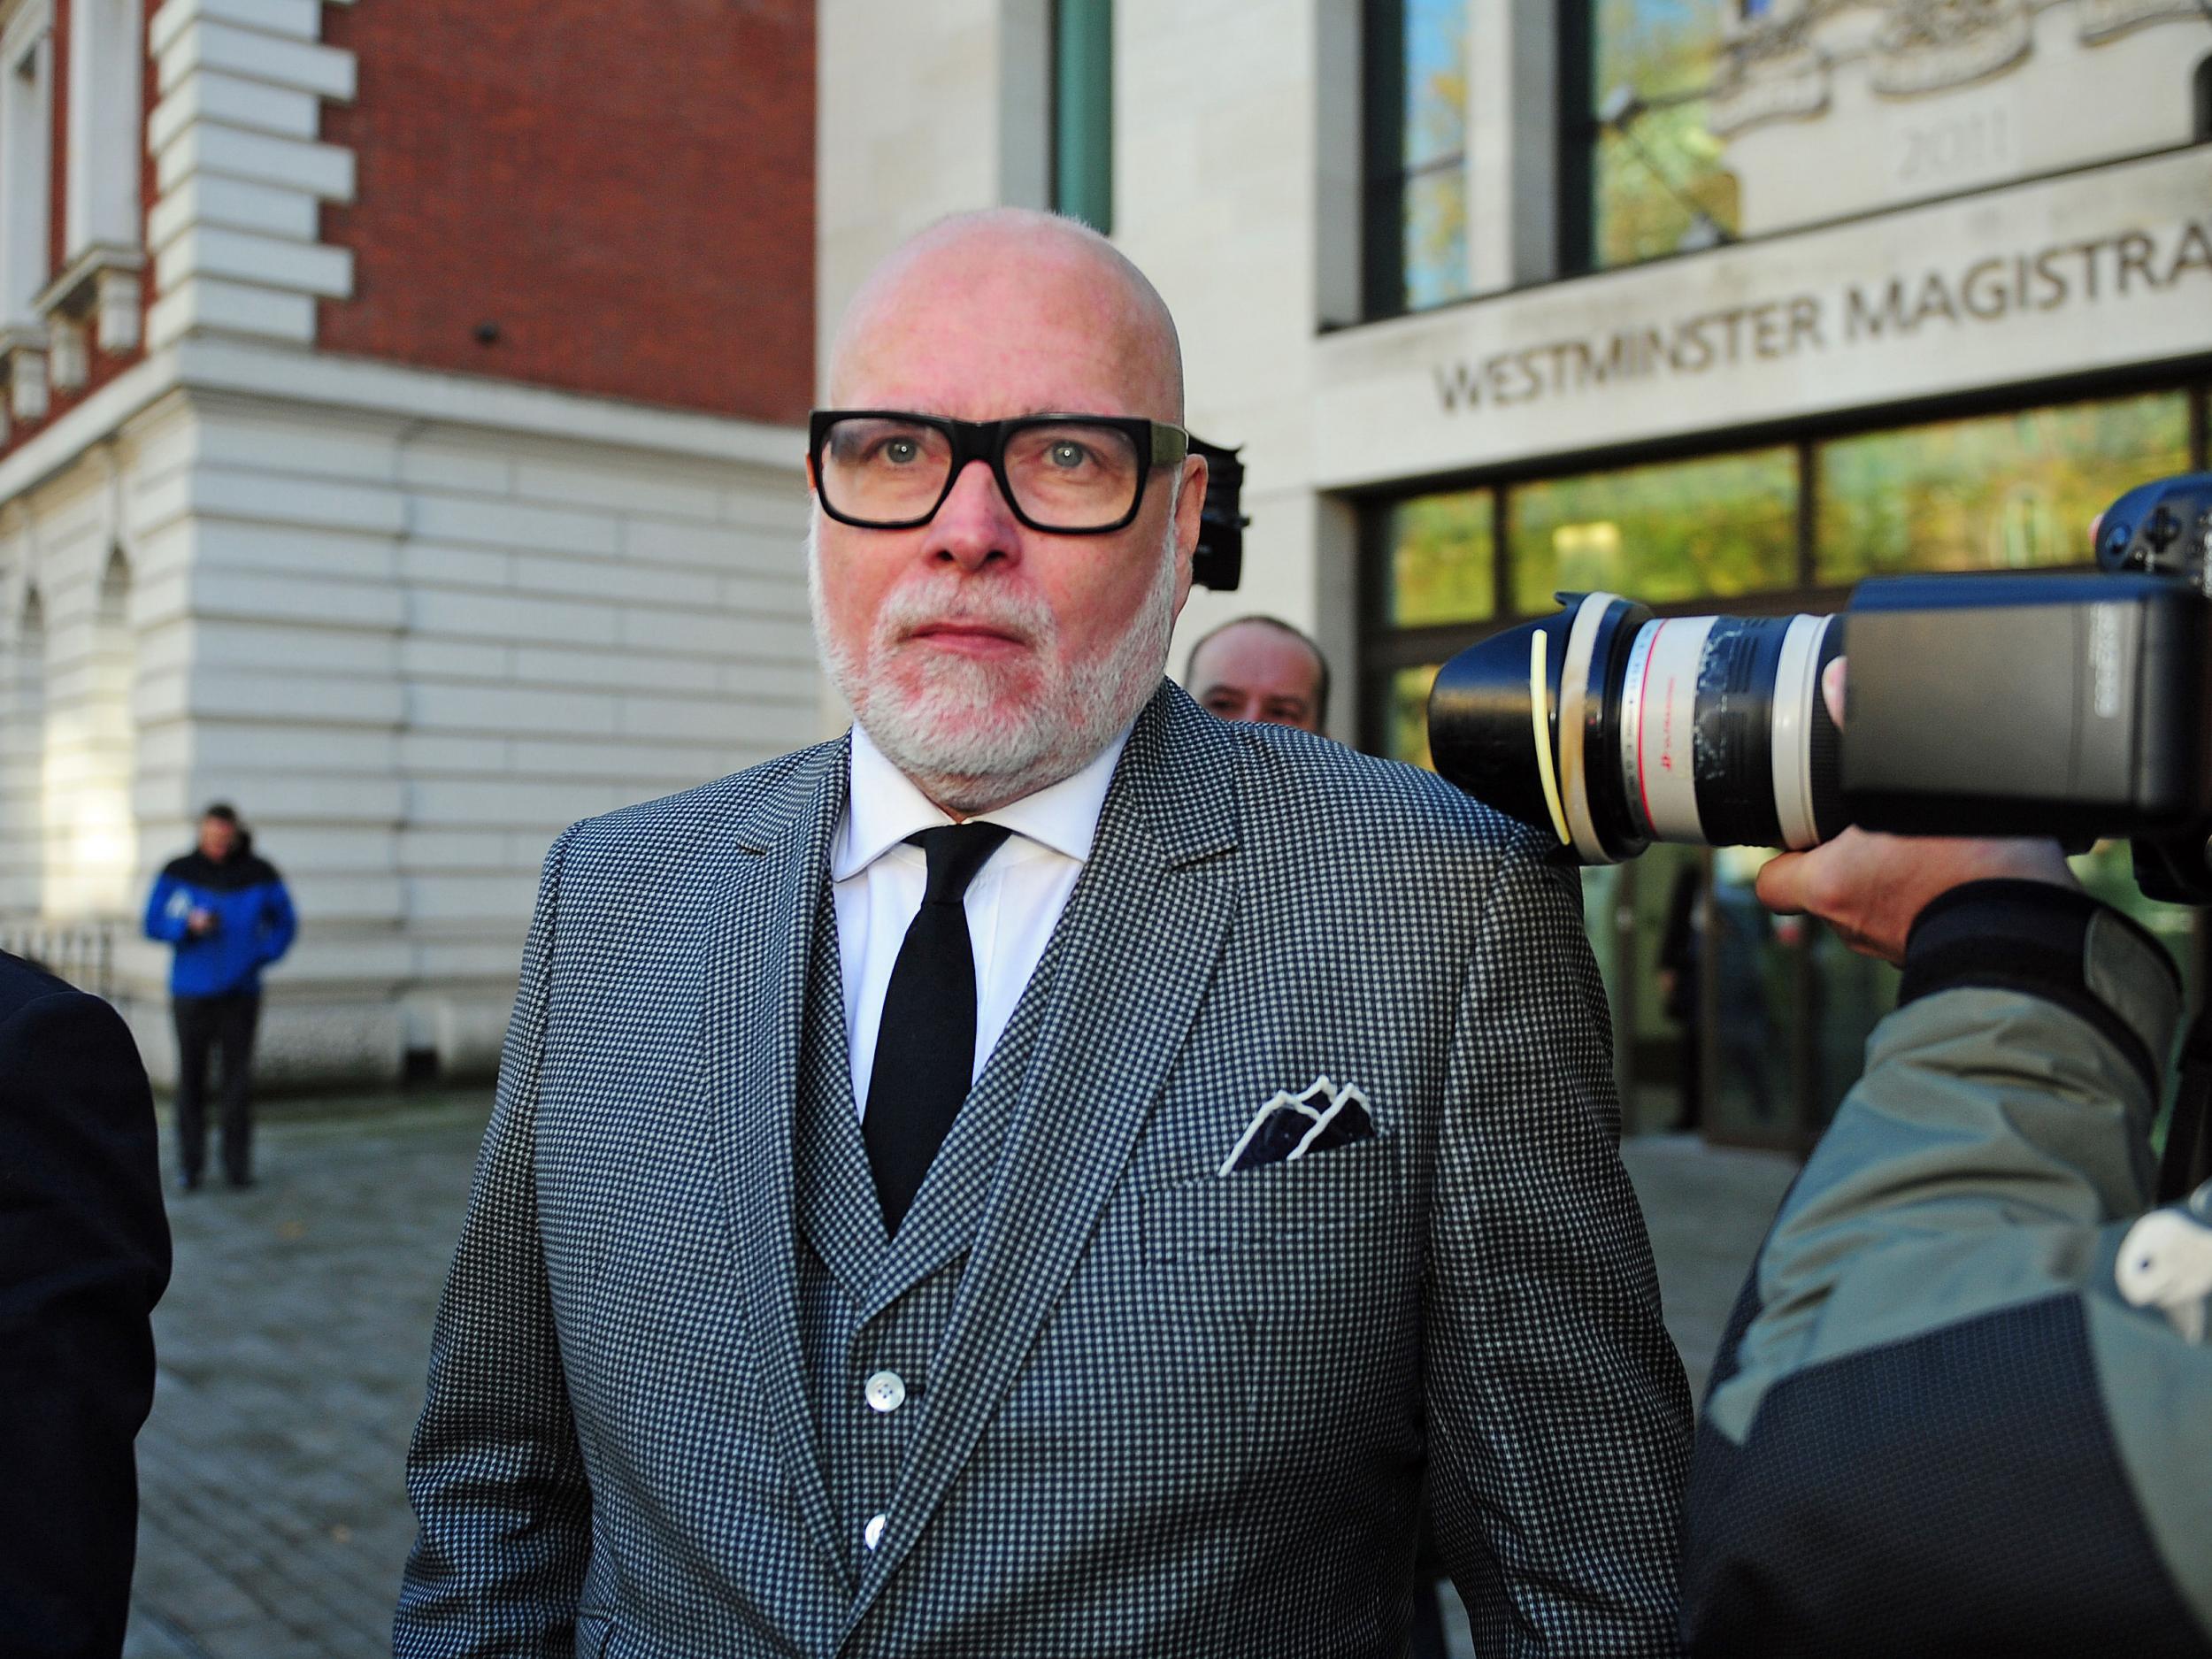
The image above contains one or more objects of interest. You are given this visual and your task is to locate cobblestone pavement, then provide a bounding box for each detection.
[122,1098,1796,1658]
[125,1095,488,1659]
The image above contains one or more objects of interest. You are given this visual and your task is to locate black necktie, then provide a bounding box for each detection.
[862,822,1012,1235]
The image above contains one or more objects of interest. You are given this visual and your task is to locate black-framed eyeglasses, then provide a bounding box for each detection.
[809,410,1190,534]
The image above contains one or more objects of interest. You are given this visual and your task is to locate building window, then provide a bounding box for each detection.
[1362,0,1471,319]
[1559,0,1740,275]
[1364,385,2205,767]
[1508,446,1795,614]
[1388,487,1495,628]
[1816,393,2195,585]
[65,0,142,262]
[0,3,53,333]
[1051,0,1113,234]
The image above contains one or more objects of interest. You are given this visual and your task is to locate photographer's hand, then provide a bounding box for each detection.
[1753,659,2078,964]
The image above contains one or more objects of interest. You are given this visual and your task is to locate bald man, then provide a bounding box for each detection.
[1187,614,1331,733]
[397,210,1688,1657]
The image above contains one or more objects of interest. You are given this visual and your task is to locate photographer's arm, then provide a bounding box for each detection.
[1680,874,2212,1655]
[1753,657,2079,965]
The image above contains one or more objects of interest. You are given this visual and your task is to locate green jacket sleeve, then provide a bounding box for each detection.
[1680,880,2212,1657]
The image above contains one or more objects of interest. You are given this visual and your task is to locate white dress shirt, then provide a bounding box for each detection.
[831,720,1130,1118]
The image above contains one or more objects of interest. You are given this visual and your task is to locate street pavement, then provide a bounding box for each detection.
[122,1095,1796,1658]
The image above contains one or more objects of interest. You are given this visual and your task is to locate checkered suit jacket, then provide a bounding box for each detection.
[396,682,1691,1658]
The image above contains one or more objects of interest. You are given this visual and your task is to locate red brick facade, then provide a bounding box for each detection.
[49,0,68,280]
[318,0,816,426]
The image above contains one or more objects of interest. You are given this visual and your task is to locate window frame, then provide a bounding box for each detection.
[1049,0,1114,234]
[0,0,54,334]
[1360,0,1473,321]
[1555,0,1744,278]
[1356,375,2212,758]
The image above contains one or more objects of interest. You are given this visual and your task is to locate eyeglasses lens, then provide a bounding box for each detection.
[820,418,1142,530]
[820,418,953,524]
[1003,424,1141,527]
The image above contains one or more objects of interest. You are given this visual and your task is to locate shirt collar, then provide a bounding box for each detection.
[833,719,1131,880]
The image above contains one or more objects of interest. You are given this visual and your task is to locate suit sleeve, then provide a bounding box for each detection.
[0,987,171,1658]
[143,871,188,944]
[1680,884,2212,1655]
[1425,834,1694,1656]
[396,829,594,1656]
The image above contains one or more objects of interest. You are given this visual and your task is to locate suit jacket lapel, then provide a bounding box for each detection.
[701,738,855,1594]
[845,687,1242,1630]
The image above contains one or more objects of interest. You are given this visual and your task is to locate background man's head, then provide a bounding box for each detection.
[198,803,241,862]
[809,208,1208,815]
[1185,616,1330,734]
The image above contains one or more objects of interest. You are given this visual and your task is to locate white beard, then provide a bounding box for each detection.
[809,515,1179,815]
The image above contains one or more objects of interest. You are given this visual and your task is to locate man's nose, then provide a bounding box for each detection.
[928,458,1020,571]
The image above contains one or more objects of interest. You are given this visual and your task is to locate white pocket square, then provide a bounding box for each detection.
[1219,1076,1377,1176]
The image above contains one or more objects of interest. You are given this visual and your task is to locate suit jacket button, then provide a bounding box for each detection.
[864,1512,887,1550]
[864,1370,907,1414]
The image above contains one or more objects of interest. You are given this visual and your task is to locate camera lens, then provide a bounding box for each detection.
[1427,592,1847,861]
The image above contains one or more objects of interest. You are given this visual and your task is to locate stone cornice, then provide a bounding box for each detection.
[0,341,803,510]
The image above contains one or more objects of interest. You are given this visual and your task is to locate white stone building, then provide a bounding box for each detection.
[0,0,820,1087]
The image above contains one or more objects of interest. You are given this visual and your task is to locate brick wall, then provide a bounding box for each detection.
[50,0,69,280]
[317,0,815,426]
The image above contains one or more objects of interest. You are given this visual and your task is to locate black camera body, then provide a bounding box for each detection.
[1428,472,2212,902]
[1189,435,1248,591]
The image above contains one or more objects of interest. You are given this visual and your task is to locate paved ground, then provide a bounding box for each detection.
[122,1096,1797,1658]
[124,1096,488,1659]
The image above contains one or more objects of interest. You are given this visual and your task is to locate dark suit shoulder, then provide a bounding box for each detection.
[1214,718,1548,869]
[0,949,75,1022]
[0,956,167,1657]
[549,740,845,881]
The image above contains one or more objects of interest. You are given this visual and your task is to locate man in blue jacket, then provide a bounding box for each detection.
[142,803,296,1190]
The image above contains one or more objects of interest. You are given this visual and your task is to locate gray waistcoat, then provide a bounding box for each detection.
[790,879,1065,1577]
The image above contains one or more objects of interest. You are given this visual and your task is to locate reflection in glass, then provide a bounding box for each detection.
[1704,845,1788,1139]
[1583,0,1740,268]
[1402,0,1469,307]
[1366,0,1471,314]
[1594,0,1721,103]
[1402,166,1469,312]
[1389,488,1494,627]
[1509,448,1796,615]
[1816,393,2193,583]
[1596,106,1739,265]
[1386,664,1441,771]
[1642,849,1704,1134]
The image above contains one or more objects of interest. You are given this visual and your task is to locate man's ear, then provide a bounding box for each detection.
[1174,452,1208,562]
[1168,452,1209,617]
[804,453,819,495]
